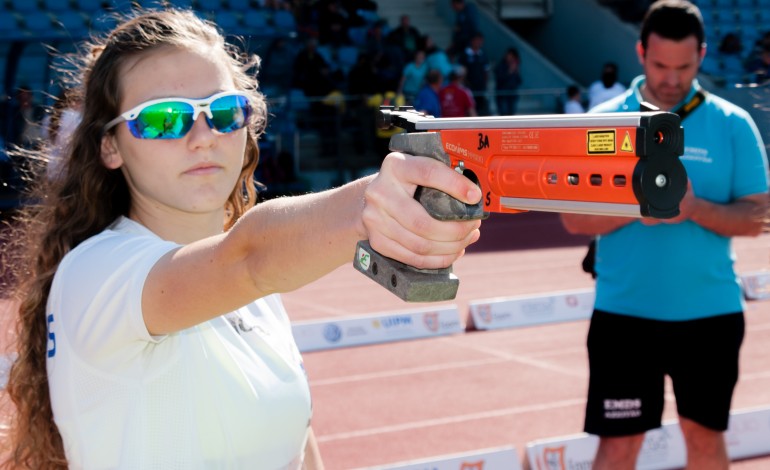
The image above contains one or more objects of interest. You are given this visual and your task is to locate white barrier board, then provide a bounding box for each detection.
[362,445,521,470]
[468,289,594,331]
[740,270,770,300]
[526,406,770,470]
[292,306,464,352]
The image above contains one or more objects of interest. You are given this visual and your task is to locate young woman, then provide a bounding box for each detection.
[1,9,481,469]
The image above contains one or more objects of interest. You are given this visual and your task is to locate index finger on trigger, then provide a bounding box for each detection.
[406,156,482,205]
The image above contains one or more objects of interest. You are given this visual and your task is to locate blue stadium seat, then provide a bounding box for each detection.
[55,10,89,36]
[735,7,757,23]
[271,9,296,31]
[24,11,54,32]
[355,8,379,25]
[215,10,241,31]
[107,0,133,12]
[227,0,250,9]
[710,7,737,28]
[700,55,721,74]
[315,44,334,66]
[734,0,756,7]
[76,0,105,12]
[196,0,222,12]
[337,45,358,73]
[0,12,22,40]
[740,23,760,46]
[287,88,309,112]
[43,0,75,12]
[167,0,193,8]
[243,9,275,36]
[10,0,42,12]
[90,12,119,32]
[347,26,367,47]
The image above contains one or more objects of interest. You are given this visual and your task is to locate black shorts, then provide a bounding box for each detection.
[584,309,744,436]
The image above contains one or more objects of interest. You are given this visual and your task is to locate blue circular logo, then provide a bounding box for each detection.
[323,323,342,343]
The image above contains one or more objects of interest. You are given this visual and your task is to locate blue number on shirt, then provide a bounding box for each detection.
[47,314,56,358]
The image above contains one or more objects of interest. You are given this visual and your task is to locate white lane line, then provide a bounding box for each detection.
[316,398,587,443]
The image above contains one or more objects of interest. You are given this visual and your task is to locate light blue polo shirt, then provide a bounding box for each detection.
[591,76,769,321]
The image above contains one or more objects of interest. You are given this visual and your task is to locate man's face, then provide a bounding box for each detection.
[637,33,705,110]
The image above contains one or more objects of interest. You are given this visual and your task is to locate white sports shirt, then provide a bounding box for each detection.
[46,217,312,469]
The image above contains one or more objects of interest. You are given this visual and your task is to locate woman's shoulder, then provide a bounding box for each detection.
[59,217,179,275]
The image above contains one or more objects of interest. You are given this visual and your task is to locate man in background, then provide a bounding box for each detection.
[560,2,769,469]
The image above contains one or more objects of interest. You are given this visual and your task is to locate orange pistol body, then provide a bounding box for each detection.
[354,107,688,302]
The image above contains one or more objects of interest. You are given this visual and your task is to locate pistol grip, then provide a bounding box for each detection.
[353,132,485,302]
[353,240,459,302]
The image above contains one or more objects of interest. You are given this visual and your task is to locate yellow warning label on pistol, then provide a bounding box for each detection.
[587,130,616,154]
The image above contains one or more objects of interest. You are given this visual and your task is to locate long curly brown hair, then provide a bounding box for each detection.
[0,9,266,468]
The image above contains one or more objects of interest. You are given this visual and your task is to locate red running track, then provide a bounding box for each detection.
[2,213,770,468]
[282,213,770,469]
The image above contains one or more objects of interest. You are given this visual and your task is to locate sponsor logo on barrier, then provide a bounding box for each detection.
[542,446,566,470]
[424,312,439,332]
[521,298,555,317]
[346,326,368,337]
[477,304,492,324]
[323,323,342,343]
[373,315,413,329]
[726,412,762,447]
[459,462,484,470]
[638,427,673,465]
[565,295,578,308]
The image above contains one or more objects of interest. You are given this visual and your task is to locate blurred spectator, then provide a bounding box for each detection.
[424,35,454,84]
[457,33,490,115]
[587,62,626,110]
[439,66,477,117]
[414,69,443,117]
[260,37,297,96]
[564,85,585,114]
[398,49,428,103]
[341,0,378,27]
[449,0,479,56]
[745,35,770,85]
[292,37,340,156]
[494,47,523,116]
[292,37,337,99]
[347,52,379,157]
[367,22,406,93]
[717,32,745,84]
[43,88,82,181]
[318,0,350,47]
[387,15,422,59]
[7,87,44,149]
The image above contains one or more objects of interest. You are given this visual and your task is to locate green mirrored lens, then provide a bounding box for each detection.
[129,102,193,139]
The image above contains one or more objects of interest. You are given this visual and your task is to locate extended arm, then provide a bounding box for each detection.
[142,153,482,335]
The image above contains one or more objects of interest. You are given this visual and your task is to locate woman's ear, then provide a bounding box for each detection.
[100,134,123,169]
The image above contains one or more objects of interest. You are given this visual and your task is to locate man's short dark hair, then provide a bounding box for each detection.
[426,69,443,85]
[640,0,705,51]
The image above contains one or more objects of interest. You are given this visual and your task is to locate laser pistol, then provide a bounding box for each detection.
[354,106,687,302]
